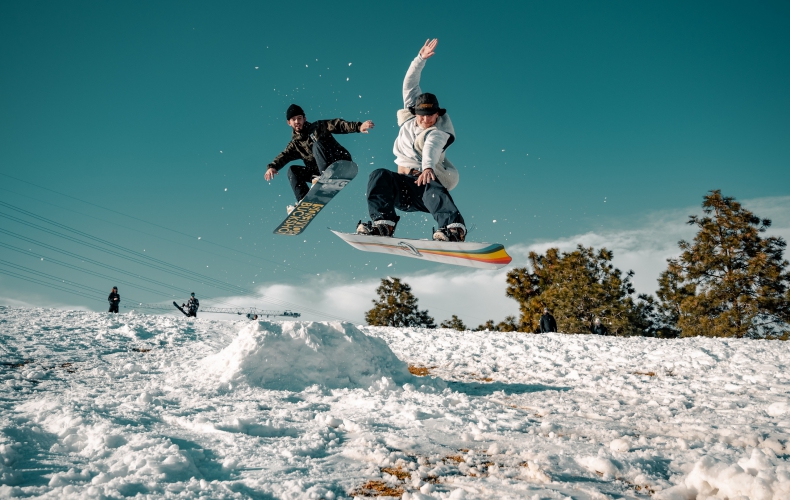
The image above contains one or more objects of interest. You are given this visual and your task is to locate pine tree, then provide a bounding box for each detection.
[440,315,467,331]
[657,191,790,338]
[473,316,520,332]
[654,261,695,337]
[496,316,519,332]
[505,245,649,335]
[474,320,497,332]
[365,277,435,328]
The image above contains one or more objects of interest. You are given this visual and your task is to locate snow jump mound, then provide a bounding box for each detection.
[204,321,413,391]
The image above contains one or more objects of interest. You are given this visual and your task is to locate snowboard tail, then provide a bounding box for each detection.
[173,301,189,317]
[330,230,512,269]
[274,160,358,235]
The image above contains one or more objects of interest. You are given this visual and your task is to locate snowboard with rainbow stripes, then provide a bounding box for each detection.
[330,230,512,270]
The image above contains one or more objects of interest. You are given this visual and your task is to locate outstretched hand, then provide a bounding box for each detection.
[415,168,436,186]
[419,38,438,59]
[265,167,278,182]
[359,120,375,133]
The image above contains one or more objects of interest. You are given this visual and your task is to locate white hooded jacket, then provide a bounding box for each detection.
[392,55,459,191]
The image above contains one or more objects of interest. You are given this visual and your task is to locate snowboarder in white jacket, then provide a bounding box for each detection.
[356,39,466,242]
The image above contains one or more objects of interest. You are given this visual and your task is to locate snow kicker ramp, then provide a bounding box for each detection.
[203,321,413,391]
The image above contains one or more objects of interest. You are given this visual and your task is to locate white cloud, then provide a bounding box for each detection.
[204,196,790,327]
[0,295,40,308]
[0,293,90,311]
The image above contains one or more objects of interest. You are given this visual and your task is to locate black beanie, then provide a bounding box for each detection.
[286,104,305,120]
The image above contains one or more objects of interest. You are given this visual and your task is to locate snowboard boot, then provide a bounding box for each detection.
[356,219,397,237]
[287,198,304,215]
[433,224,466,242]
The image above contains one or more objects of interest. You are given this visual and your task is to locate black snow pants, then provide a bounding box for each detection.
[366,168,464,229]
[287,139,352,202]
[109,303,119,313]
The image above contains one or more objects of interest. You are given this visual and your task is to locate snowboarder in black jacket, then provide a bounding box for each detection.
[182,293,199,318]
[539,308,557,333]
[265,104,374,208]
[590,317,608,336]
[108,287,120,313]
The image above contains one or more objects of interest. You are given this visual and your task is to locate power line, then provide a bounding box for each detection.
[0,175,393,318]
[0,213,355,322]
[130,303,301,318]
[0,172,324,276]
[0,240,176,299]
[0,229,282,310]
[0,176,399,323]
[0,268,106,303]
[0,185,295,274]
[0,228,199,296]
[0,203,249,294]
[0,261,141,304]
[0,202,348,316]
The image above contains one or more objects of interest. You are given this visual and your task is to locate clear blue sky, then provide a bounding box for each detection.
[1,1,788,318]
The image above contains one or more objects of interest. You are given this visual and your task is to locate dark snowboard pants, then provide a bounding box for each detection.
[287,140,352,202]
[109,303,119,313]
[366,168,464,229]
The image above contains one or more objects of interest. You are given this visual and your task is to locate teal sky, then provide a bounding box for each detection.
[1,1,789,321]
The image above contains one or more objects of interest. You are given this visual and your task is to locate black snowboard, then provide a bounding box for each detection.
[273,160,358,235]
[173,301,190,317]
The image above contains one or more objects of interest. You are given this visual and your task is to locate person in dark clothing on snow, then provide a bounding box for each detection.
[590,317,609,336]
[265,104,374,212]
[539,308,557,333]
[356,39,465,242]
[182,293,199,318]
[108,287,120,314]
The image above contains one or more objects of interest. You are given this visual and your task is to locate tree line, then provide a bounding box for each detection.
[366,191,790,339]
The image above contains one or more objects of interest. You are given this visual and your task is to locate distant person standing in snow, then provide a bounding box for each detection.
[356,38,465,242]
[264,104,375,212]
[590,317,608,336]
[108,287,120,314]
[539,308,557,333]
[182,293,199,318]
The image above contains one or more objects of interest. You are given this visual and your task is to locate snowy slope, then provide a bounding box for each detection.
[1,306,788,499]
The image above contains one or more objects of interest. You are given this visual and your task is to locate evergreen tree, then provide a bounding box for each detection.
[506,245,649,335]
[473,316,519,332]
[496,316,519,332]
[440,315,467,331]
[654,261,694,337]
[474,320,497,332]
[656,191,790,338]
[365,277,435,328]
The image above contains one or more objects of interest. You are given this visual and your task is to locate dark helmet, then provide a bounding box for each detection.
[190,292,195,297]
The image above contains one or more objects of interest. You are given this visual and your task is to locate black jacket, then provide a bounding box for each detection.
[267,119,362,172]
[108,292,120,304]
[539,313,557,333]
[186,297,199,313]
[590,323,609,335]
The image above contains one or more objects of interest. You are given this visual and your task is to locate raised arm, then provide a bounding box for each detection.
[403,39,438,108]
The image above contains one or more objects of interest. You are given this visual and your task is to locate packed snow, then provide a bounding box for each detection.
[1,306,788,499]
